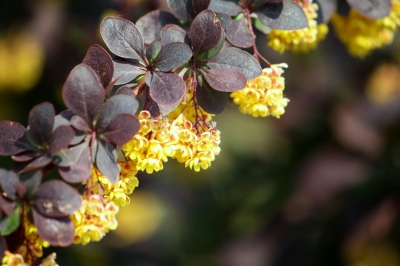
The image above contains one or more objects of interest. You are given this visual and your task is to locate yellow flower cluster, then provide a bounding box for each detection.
[87,161,139,207]
[70,194,119,245]
[267,0,328,53]
[2,251,58,266]
[331,0,400,58]
[230,63,289,118]
[122,110,221,173]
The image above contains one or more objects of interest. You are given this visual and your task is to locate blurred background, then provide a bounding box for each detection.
[2,0,400,265]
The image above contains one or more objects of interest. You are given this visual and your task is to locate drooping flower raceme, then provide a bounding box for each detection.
[230,63,289,118]
[267,0,328,53]
[331,0,400,58]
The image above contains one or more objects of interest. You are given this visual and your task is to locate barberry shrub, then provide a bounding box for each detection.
[0,0,399,265]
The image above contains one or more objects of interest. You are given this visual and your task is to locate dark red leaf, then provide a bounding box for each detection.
[346,0,390,19]
[96,94,139,131]
[167,0,195,22]
[34,180,82,218]
[100,17,145,61]
[52,149,75,167]
[0,169,19,201]
[200,68,247,92]
[226,17,254,48]
[136,10,181,45]
[33,208,74,247]
[206,47,261,79]
[154,42,192,71]
[95,140,120,183]
[193,0,211,15]
[189,10,222,54]
[82,45,114,88]
[113,57,146,85]
[28,102,55,146]
[255,0,308,30]
[196,82,228,114]
[48,126,74,154]
[149,71,186,105]
[70,115,91,133]
[0,121,30,156]
[196,30,225,61]
[102,114,140,145]
[146,41,163,65]
[0,194,16,216]
[62,64,105,125]
[115,86,135,97]
[59,141,91,183]
[160,25,191,46]
[0,236,7,261]
[22,155,52,173]
[208,0,242,16]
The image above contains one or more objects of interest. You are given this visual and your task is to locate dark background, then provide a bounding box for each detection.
[1,0,400,265]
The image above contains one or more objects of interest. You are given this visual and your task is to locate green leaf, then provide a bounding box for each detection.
[253,17,271,34]
[1,205,20,236]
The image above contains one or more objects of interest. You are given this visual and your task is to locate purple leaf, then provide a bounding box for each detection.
[48,126,74,154]
[113,57,146,85]
[196,82,228,114]
[0,195,15,217]
[53,110,74,129]
[52,149,75,167]
[102,114,140,145]
[189,10,222,54]
[154,42,192,71]
[196,30,225,61]
[70,115,91,133]
[20,170,42,198]
[100,17,145,61]
[82,44,114,88]
[12,150,40,162]
[34,180,82,218]
[193,0,211,15]
[33,208,74,247]
[160,25,191,45]
[207,47,261,79]
[143,91,182,116]
[136,10,181,45]
[115,86,135,97]
[62,64,105,125]
[96,94,139,131]
[0,121,30,156]
[315,0,337,23]
[95,140,120,183]
[346,0,390,19]
[208,0,242,16]
[167,0,195,22]
[216,12,232,29]
[59,141,91,183]
[28,102,55,146]
[255,0,308,30]
[0,169,19,201]
[200,68,247,92]
[0,236,7,260]
[149,71,186,105]
[226,17,254,48]
[22,155,52,173]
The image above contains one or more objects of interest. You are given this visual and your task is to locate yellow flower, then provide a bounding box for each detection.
[71,194,119,245]
[331,0,400,58]
[2,251,28,266]
[267,0,328,53]
[231,63,289,118]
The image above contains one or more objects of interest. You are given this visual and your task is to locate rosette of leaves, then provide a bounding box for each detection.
[62,55,140,183]
[167,0,311,48]
[0,102,75,176]
[0,169,82,249]
[159,8,262,114]
[100,16,193,109]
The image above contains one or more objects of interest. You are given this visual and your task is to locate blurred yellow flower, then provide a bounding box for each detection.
[331,0,400,58]
[366,63,400,104]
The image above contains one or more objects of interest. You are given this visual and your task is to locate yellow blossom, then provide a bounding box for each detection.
[2,251,28,266]
[71,194,119,245]
[331,0,400,58]
[231,63,289,118]
[267,0,328,53]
